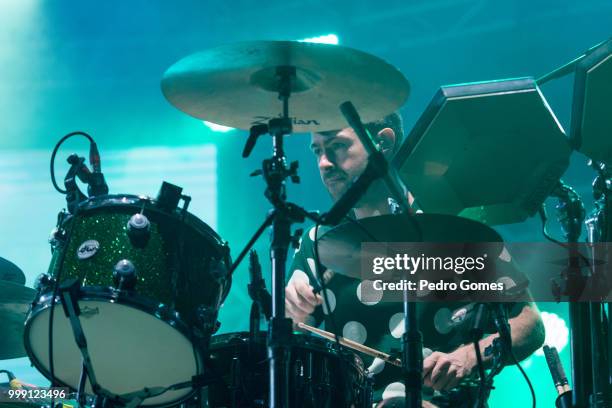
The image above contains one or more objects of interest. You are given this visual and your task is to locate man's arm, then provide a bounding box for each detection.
[422,302,545,391]
[285,229,324,325]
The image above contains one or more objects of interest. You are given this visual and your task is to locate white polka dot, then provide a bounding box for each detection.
[367,357,385,375]
[382,381,405,400]
[342,321,367,344]
[308,226,318,241]
[306,258,317,275]
[288,269,309,285]
[321,289,336,315]
[433,307,452,334]
[388,313,405,338]
[499,246,512,262]
[356,280,383,305]
[497,276,516,290]
[415,209,424,214]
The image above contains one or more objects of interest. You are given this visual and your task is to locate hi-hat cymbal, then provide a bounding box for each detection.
[0,257,25,285]
[1,280,35,360]
[161,41,410,132]
[317,213,503,280]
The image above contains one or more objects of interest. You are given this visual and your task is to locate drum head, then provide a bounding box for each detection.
[25,296,201,407]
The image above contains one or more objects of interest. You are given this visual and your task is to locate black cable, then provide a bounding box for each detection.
[48,131,93,394]
[510,350,536,408]
[47,206,79,393]
[50,131,94,194]
[473,340,486,408]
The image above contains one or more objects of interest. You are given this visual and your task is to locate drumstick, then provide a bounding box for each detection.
[297,322,402,367]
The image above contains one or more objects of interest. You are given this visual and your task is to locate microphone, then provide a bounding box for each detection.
[87,142,109,197]
[248,250,271,319]
[543,345,572,408]
[543,346,571,394]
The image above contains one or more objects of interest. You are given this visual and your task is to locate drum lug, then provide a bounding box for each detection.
[127,213,151,248]
[196,305,221,333]
[49,210,69,252]
[33,273,56,302]
[112,259,138,290]
[48,227,67,252]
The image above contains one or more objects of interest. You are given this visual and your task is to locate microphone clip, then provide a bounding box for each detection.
[64,154,89,213]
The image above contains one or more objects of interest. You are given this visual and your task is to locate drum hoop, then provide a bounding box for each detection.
[209,331,365,375]
[74,194,226,255]
[23,287,202,407]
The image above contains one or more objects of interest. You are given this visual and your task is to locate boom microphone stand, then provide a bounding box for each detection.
[321,102,423,408]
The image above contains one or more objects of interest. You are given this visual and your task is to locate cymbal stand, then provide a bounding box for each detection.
[238,66,323,408]
[333,101,423,408]
[585,160,611,408]
[550,180,592,407]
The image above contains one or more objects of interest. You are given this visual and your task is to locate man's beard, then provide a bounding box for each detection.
[324,173,350,201]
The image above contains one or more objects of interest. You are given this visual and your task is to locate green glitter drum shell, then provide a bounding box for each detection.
[49,196,230,326]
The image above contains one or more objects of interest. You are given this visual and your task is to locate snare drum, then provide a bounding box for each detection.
[204,332,372,408]
[25,194,231,407]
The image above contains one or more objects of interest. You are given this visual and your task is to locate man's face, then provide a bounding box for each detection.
[310,127,368,201]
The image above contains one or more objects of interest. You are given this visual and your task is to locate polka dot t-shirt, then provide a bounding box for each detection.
[288,224,527,406]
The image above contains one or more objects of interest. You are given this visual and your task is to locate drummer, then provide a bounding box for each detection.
[285,112,545,407]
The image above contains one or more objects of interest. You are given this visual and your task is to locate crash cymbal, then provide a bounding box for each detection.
[0,280,35,360]
[161,40,410,132]
[317,213,503,280]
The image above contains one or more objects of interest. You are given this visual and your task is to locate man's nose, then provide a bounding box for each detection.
[318,152,335,171]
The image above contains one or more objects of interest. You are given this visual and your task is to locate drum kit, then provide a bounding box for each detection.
[0,38,610,408]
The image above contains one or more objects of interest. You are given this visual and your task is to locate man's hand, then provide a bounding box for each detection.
[422,346,476,391]
[285,279,322,324]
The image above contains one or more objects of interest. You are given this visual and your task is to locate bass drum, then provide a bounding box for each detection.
[204,332,372,408]
[25,194,231,407]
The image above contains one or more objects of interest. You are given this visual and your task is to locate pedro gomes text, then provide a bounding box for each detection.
[370,253,505,292]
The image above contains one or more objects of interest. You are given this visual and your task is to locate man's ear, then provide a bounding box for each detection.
[376,127,396,159]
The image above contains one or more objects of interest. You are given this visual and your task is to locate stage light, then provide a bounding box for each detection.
[298,34,339,45]
[203,121,234,133]
[535,311,569,356]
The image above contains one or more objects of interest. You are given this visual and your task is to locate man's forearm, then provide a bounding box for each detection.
[457,303,545,369]
[478,303,545,365]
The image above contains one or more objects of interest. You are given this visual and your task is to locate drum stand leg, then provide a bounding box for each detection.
[401,289,422,408]
[77,361,88,408]
[233,66,324,408]
[57,278,107,400]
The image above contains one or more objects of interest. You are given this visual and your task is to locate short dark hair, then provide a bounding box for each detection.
[364,111,404,152]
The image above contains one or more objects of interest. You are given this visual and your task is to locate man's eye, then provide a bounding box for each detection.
[312,148,321,156]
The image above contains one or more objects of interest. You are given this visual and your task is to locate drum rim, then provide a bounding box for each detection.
[23,286,203,407]
[209,331,366,375]
[74,194,227,255]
